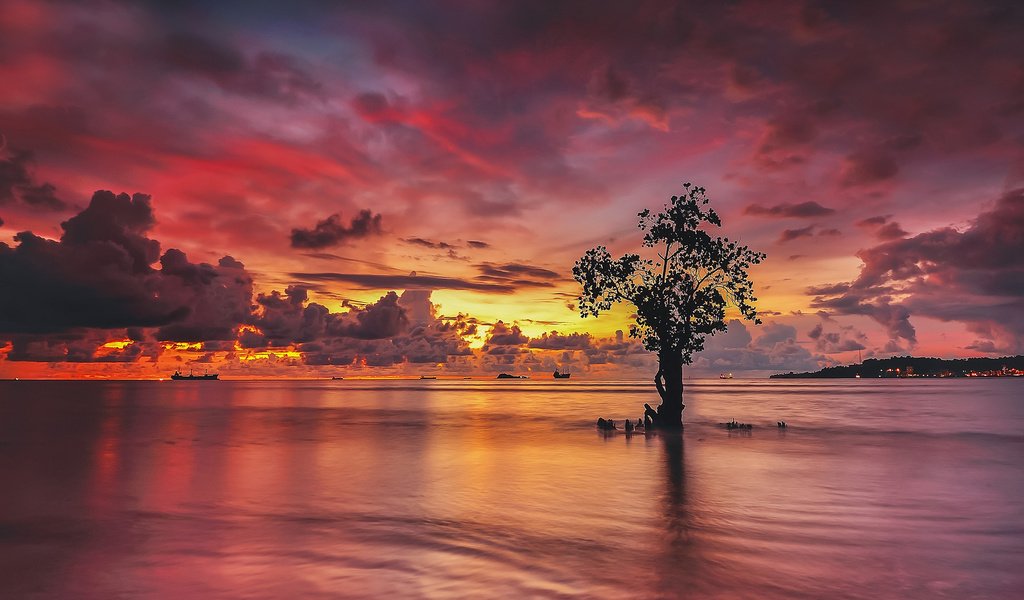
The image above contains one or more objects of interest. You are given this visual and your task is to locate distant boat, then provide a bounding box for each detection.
[553,368,571,379]
[171,370,218,381]
[419,375,437,380]
[496,373,527,379]
[331,376,344,380]
[719,372,733,379]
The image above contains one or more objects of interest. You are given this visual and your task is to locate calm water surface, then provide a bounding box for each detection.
[1,379,1022,599]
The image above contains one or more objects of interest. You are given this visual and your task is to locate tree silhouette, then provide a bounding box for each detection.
[573,183,765,428]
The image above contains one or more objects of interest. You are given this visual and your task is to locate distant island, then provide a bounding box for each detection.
[771,355,1024,379]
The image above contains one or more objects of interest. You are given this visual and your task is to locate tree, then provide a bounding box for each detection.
[573,183,765,429]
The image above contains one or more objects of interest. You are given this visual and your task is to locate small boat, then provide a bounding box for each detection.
[553,368,571,379]
[331,376,344,380]
[171,370,218,381]
[719,372,733,379]
[419,375,437,380]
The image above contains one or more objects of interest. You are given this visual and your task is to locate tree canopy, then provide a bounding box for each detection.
[573,183,765,365]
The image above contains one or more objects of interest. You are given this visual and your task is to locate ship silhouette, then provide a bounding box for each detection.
[170,370,219,381]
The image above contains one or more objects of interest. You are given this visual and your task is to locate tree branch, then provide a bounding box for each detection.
[694,266,723,291]
[661,240,671,282]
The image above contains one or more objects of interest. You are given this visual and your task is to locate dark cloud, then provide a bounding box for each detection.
[235,284,477,369]
[582,64,669,129]
[588,65,631,103]
[3,328,163,363]
[810,188,1024,350]
[0,150,67,211]
[807,322,867,354]
[0,191,252,339]
[244,285,328,347]
[291,271,516,293]
[403,237,455,250]
[856,215,890,227]
[296,289,474,367]
[758,115,817,154]
[290,210,383,249]
[154,253,254,342]
[691,320,820,373]
[840,152,899,187]
[484,321,529,346]
[17,183,64,211]
[294,262,559,295]
[964,339,1000,353]
[471,261,560,290]
[876,221,908,240]
[528,331,594,350]
[326,291,408,340]
[351,92,399,122]
[160,32,244,77]
[160,32,323,103]
[467,240,490,249]
[581,330,651,367]
[778,225,815,243]
[856,215,908,239]
[476,262,560,280]
[744,201,835,218]
[752,322,798,349]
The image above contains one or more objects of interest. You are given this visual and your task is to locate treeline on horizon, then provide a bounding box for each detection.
[771,355,1024,378]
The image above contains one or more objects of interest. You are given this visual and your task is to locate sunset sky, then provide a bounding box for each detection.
[1,0,1022,378]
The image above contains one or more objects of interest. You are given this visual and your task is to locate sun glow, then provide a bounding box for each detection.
[102,339,133,349]
[238,349,302,361]
[163,342,202,351]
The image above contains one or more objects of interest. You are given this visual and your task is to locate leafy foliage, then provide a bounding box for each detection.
[573,183,765,364]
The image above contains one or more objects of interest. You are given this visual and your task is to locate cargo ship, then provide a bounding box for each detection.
[170,370,219,380]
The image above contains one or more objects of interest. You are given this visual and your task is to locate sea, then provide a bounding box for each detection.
[0,378,1022,599]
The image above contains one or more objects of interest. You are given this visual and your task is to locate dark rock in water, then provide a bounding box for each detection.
[596,418,617,431]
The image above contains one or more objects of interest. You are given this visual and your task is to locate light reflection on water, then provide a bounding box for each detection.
[0,379,1022,598]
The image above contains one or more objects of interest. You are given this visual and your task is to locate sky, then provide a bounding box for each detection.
[1,0,1023,379]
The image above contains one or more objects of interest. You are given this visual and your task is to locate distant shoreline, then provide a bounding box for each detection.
[771,355,1024,379]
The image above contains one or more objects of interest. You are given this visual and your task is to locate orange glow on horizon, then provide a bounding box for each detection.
[164,342,203,351]
[237,349,302,361]
[102,339,133,349]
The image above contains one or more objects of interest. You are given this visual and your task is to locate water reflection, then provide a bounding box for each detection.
[1,380,1022,599]
[656,432,701,597]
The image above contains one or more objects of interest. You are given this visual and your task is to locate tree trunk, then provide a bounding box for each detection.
[656,351,685,429]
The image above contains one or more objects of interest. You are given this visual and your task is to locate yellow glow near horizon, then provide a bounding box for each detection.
[102,339,133,349]
[163,342,202,351]
[238,349,302,361]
